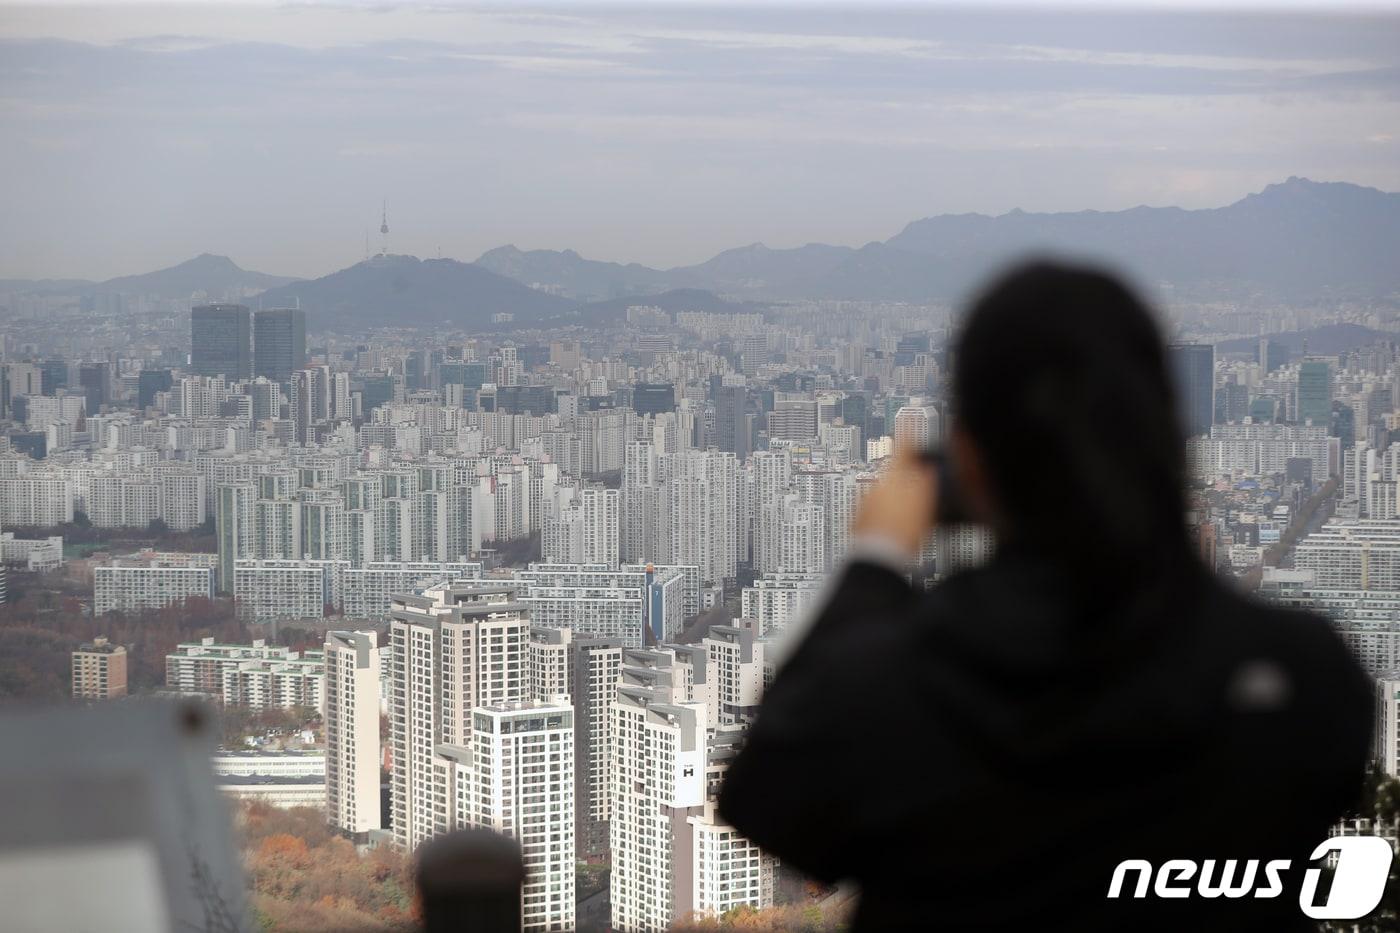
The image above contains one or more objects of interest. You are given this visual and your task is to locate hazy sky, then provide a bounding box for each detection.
[2,2,1398,281]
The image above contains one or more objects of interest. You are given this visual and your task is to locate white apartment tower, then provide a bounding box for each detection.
[324,630,382,836]
[529,625,574,702]
[610,687,708,933]
[388,583,530,850]
[543,486,620,567]
[571,636,623,858]
[466,701,577,932]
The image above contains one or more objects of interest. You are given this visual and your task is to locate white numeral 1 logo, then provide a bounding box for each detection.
[1299,837,1393,920]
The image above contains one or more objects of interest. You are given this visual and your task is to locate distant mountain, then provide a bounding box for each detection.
[670,243,856,295]
[476,245,672,302]
[256,254,573,329]
[478,178,1400,303]
[560,288,759,325]
[93,253,298,300]
[882,177,1400,300]
[0,277,96,295]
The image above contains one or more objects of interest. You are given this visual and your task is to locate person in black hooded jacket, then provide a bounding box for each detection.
[718,262,1374,931]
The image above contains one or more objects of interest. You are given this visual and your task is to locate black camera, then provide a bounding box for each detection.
[919,447,974,525]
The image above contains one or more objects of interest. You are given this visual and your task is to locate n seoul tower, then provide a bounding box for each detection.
[379,200,390,256]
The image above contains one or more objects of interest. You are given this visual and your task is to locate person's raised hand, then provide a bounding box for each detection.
[852,443,938,558]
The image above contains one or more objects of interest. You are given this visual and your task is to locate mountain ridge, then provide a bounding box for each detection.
[477,177,1400,303]
[91,252,299,300]
[254,254,574,329]
[10,177,1397,310]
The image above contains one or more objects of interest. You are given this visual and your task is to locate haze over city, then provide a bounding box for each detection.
[5,4,1400,933]
[2,3,1399,280]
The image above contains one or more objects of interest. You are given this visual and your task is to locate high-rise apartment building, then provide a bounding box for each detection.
[542,486,619,567]
[324,630,382,836]
[571,636,623,858]
[609,666,773,931]
[191,304,253,380]
[462,701,576,932]
[529,626,574,702]
[388,583,531,850]
[253,308,307,384]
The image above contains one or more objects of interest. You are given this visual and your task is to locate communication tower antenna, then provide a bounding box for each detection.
[380,200,390,256]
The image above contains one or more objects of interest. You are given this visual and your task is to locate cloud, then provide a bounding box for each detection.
[0,7,1397,278]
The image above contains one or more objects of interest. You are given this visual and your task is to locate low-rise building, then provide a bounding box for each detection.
[72,636,127,700]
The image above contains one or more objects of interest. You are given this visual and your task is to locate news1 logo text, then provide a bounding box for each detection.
[1107,838,1393,920]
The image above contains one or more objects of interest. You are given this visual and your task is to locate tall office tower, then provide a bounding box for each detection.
[1259,338,1288,375]
[389,583,530,851]
[137,369,173,410]
[38,359,68,395]
[529,626,574,702]
[1215,379,1250,424]
[324,631,382,836]
[464,701,576,932]
[1,361,42,416]
[253,308,307,384]
[71,636,128,700]
[79,361,111,413]
[244,377,282,421]
[191,304,252,380]
[1297,360,1333,427]
[892,402,940,450]
[401,349,426,392]
[714,384,751,459]
[1168,343,1216,437]
[839,391,869,440]
[571,637,623,858]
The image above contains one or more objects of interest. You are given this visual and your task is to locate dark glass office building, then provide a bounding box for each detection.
[632,383,676,416]
[1297,360,1332,427]
[253,308,307,384]
[138,370,173,410]
[1168,343,1215,438]
[191,304,253,380]
[497,385,557,415]
[714,384,751,458]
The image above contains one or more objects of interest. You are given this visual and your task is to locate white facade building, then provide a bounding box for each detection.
[324,630,382,836]
[94,558,216,615]
[388,583,531,851]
